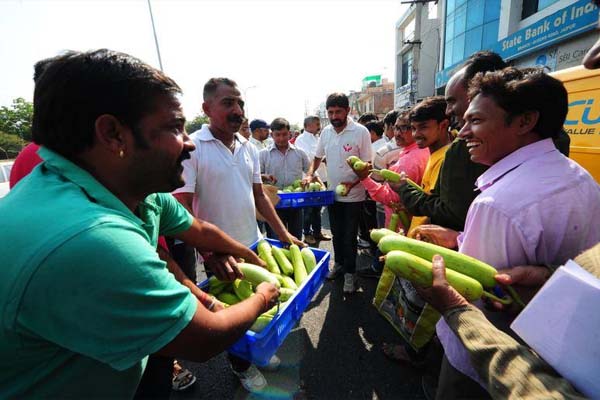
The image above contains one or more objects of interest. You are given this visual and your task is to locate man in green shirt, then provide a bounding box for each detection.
[0,49,279,398]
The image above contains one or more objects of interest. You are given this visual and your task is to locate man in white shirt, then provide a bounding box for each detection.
[305,93,373,293]
[173,77,302,392]
[295,115,331,244]
[249,119,272,151]
[373,110,402,169]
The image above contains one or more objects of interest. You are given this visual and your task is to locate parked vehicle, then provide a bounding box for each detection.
[0,160,14,198]
[551,66,600,182]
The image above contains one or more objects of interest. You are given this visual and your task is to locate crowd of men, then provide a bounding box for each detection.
[1,1,600,398]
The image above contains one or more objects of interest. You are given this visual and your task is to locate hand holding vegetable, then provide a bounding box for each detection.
[205,254,244,281]
[415,255,470,314]
[491,265,551,311]
[255,282,281,312]
[409,224,460,249]
[350,160,373,180]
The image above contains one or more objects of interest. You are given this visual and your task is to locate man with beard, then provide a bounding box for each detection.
[304,92,373,293]
[173,77,302,392]
[0,49,280,398]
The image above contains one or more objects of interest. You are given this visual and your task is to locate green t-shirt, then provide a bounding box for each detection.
[0,148,197,398]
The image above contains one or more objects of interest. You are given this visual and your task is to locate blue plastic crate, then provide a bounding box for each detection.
[199,238,330,366]
[275,190,334,209]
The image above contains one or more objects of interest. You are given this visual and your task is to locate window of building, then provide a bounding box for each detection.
[522,0,560,19]
[404,19,416,42]
[401,51,413,86]
[444,0,500,68]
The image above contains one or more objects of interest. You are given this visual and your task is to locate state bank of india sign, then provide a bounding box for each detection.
[496,0,598,60]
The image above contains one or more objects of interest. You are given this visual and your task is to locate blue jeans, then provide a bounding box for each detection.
[266,208,303,241]
[303,206,323,236]
[328,201,363,274]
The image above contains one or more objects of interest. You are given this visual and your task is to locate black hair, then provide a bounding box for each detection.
[32,49,181,158]
[365,121,384,137]
[462,51,507,87]
[357,113,378,124]
[270,117,290,131]
[383,110,400,127]
[468,67,568,139]
[409,96,448,123]
[203,77,238,101]
[325,92,349,109]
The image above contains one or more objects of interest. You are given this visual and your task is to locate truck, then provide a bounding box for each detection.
[551,65,600,182]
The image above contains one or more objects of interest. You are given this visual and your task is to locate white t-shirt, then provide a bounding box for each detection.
[173,125,262,246]
[315,118,373,202]
[371,137,386,153]
[294,131,328,181]
[374,140,402,169]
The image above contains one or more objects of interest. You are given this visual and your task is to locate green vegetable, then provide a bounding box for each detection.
[249,315,274,333]
[232,279,253,300]
[207,276,230,296]
[384,250,484,301]
[301,247,317,273]
[353,160,368,171]
[388,213,400,232]
[237,262,281,288]
[271,246,294,276]
[290,244,308,285]
[279,287,296,301]
[280,247,292,262]
[378,235,498,288]
[347,156,360,165]
[280,275,298,290]
[384,250,512,304]
[257,240,281,275]
[217,291,241,305]
[335,184,349,196]
[369,228,401,243]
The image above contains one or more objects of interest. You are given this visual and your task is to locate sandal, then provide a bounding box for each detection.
[172,361,197,391]
[381,343,425,368]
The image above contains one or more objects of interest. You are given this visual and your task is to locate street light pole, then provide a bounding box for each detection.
[147,0,164,71]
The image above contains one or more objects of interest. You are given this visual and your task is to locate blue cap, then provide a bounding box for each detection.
[249,119,270,131]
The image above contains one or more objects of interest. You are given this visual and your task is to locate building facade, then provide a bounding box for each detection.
[394,2,442,108]
[435,0,599,89]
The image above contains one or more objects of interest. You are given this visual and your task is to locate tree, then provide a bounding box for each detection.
[0,131,26,160]
[185,114,209,133]
[0,98,33,141]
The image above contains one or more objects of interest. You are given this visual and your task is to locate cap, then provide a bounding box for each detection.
[249,119,270,131]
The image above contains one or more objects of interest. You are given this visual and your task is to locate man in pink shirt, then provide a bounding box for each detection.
[414,68,600,398]
[353,111,429,230]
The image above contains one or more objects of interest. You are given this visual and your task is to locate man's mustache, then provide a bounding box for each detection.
[228,116,243,124]
[178,151,191,164]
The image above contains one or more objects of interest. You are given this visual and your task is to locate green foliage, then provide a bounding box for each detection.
[290,123,302,132]
[0,98,34,141]
[185,114,209,134]
[0,131,26,160]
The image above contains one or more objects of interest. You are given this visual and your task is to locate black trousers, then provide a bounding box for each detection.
[328,201,363,274]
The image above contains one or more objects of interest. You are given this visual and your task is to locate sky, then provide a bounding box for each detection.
[0,0,408,126]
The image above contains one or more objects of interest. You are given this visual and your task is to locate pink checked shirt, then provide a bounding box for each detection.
[362,142,430,227]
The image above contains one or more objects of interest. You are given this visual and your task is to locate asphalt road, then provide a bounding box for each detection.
[172,211,434,400]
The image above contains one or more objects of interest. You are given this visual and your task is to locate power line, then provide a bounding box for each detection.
[147,0,164,71]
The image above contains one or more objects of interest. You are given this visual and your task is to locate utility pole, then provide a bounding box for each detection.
[147,0,164,71]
